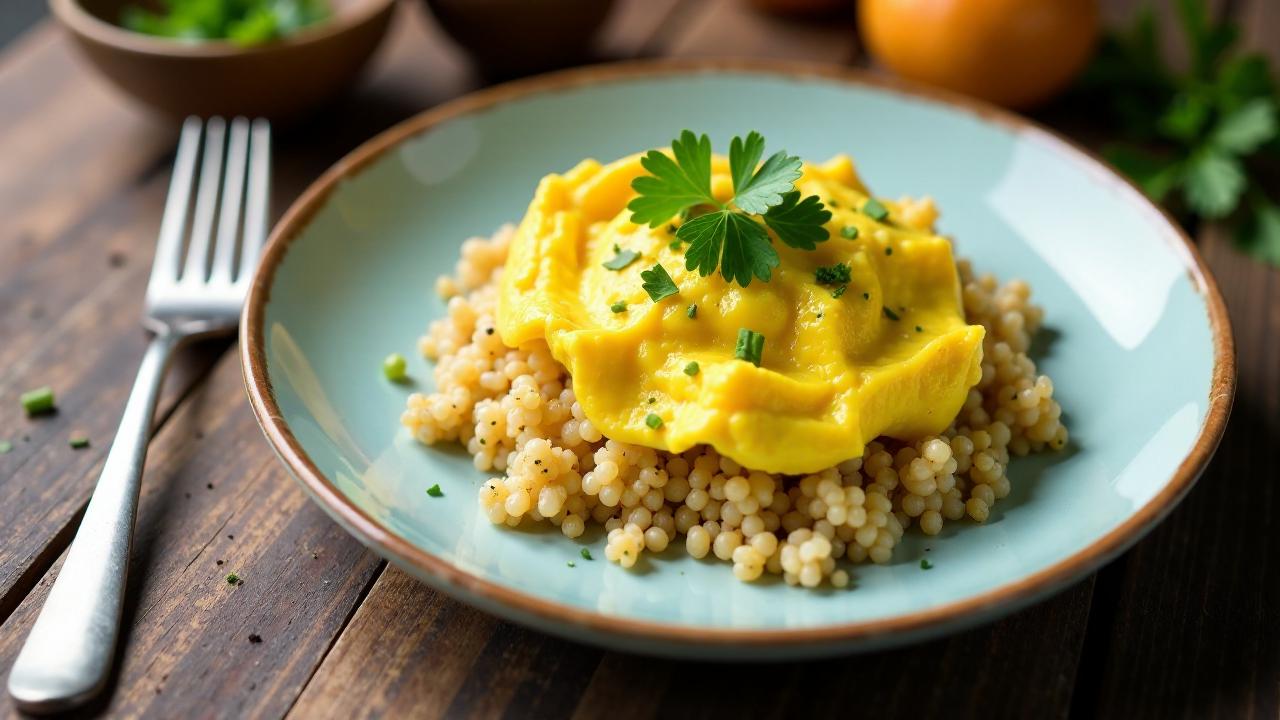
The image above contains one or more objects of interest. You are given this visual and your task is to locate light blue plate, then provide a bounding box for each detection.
[242,63,1234,659]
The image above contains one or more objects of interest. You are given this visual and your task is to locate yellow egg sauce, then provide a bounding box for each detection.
[497,153,984,474]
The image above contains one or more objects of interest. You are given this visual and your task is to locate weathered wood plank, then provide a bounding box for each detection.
[0,352,385,719]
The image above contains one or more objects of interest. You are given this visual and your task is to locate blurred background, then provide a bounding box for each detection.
[6,0,1277,265]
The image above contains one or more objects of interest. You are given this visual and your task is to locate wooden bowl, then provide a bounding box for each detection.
[420,0,615,79]
[50,0,398,122]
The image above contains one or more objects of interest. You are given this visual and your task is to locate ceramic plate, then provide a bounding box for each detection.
[241,61,1234,660]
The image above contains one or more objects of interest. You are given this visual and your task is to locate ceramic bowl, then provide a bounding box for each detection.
[50,0,397,121]
[241,61,1234,660]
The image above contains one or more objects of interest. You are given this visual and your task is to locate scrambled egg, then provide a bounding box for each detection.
[497,153,984,474]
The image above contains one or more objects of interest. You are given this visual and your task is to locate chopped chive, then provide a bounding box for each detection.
[885,246,893,256]
[734,328,765,366]
[603,248,640,271]
[610,301,627,313]
[383,353,408,382]
[814,262,851,286]
[567,561,576,568]
[0,440,12,454]
[920,559,934,570]
[426,484,443,497]
[20,386,55,416]
[640,263,679,302]
[883,306,900,321]
[686,304,697,319]
[832,285,848,299]
[69,436,90,450]
[580,548,593,561]
[862,198,889,221]
[645,413,664,429]
[840,226,859,239]
[683,361,700,376]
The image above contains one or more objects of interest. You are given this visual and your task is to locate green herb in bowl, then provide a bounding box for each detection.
[122,0,331,45]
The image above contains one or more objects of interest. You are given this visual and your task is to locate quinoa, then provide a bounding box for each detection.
[402,224,1067,588]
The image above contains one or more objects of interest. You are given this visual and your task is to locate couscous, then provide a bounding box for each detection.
[402,139,1066,588]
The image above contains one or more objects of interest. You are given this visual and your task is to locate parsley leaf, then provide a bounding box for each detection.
[763,191,832,250]
[628,131,716,226]
[1184,149,1246,218]
[603,248,640,271]
[1211,97,1277,153]
[729,132,804,214]
[721,213,779,286]
[632,131,830,286]
[640,263,679,302]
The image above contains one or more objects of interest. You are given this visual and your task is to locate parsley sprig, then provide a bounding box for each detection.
[628,131,832,286]
[1079,0,1280,264]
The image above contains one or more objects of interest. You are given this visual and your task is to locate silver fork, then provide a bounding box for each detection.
[7,117,271,714]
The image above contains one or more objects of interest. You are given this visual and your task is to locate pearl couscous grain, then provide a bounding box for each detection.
[402,224,1067,588]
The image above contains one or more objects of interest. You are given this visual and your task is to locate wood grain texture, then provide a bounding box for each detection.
[0,352,385,719]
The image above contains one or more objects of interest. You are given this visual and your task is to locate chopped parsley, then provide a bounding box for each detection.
[602,248,640,271]
[885,246,894,256]
[862,292,870,300]
[734,328,765,366]
[840,225,859,239]
[640,263,679,302]
[426,484,444,497]
[20,386,55,416]
[645,413,664,429]
[883,306,901,321]
[814,262,851,286]
[628,131,831,287]
[610,301,627,313]
[683,361,700,376]
[69,436,90,450]
[686,304,697,319]
[669,239,682,250]
[915,325,923,333]
[580,548,593,561]
[920,559,934,570]
[862,197,889,221]
[832,285,848,299]
[383,353,408,382]
[225,572,242,585]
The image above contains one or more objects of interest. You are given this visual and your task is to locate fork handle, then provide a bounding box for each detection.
[8,331,180,713]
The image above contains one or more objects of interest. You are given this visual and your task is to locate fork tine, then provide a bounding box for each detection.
[182,117,226,283]
[210,117,250,285]
[146,117,202,296]
[237,119,271,283]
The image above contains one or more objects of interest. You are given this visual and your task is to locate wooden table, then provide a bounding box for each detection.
[1,1,1276,717]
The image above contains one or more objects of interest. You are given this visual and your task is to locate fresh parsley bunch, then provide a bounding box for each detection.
[1080,0,1280,264]
[628,131,832,287]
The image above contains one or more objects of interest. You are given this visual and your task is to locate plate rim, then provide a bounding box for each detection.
[239,58,1236,649]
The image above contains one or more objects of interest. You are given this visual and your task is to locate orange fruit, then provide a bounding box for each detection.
[858,0,1099,109]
